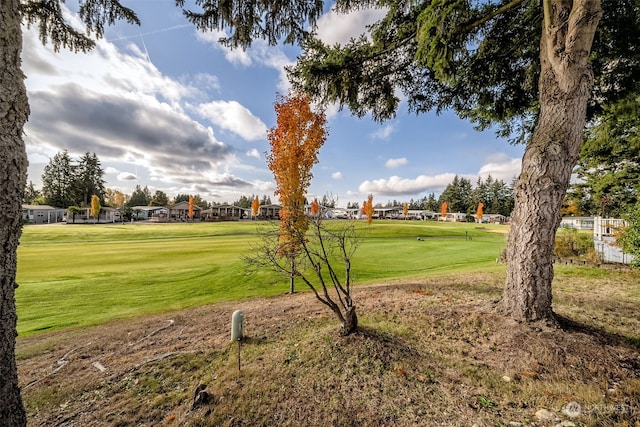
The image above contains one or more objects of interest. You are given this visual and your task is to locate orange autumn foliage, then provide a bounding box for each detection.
[440,201,448,218]
[476,202,484,221]
[362,194,374,226]
[251,195,260,218]
[266,92,327,258]
[311,198,320,216]
[188,195,194,219]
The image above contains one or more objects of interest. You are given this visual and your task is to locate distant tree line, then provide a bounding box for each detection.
[350,175,515,217]
[26,151,286,212]
[233,194,273,208]
[439,175,515,217]
[38,150,106,208]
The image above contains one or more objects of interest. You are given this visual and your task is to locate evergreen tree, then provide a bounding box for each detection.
[472,175,515,217]
[127,185,151,207]
[261,195,272,205]
[571,94,640,218]
[74,152,106,207]
[23,181,41,204]
[150,190,169,206]
[41,150,76,208]
[320,193,337,208]
[173,193,190,204]
[439,176,473,214]
[234,195,253,209]
[424,193,439,211]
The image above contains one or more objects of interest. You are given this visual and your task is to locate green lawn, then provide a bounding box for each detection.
[16,220,508,335]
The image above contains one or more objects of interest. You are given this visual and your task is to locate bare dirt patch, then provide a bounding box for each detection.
[17,272,640,426]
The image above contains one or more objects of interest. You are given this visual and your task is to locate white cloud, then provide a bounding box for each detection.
[105,166,120,174]
[385,157,407,169]
[332,171,343,180]
[23,32,198,109]
[190,73,221,93]
[195,30,252,66]
[371,123,395,140]
[252,180,276,192]
[118,172,137,181]
[477,154,522,182]
[316,8,388,45]
[20,10,261,197]
[193,100,268,141]
[359,173,461,196]
[246,148,261,159]
[194,31,293,92]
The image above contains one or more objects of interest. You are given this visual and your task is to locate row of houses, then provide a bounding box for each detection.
[21,202,283,224]
[329,207,510,223]
[22,203,511,224]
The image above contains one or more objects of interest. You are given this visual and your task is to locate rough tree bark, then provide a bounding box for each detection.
[342,306,358,335]
[500,0,602,321]
[0,0,29,425]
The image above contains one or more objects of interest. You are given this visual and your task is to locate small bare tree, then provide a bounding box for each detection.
[246,217,359,335]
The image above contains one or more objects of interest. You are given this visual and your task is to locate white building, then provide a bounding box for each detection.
[560,216,594,230]
[593,217,634,264]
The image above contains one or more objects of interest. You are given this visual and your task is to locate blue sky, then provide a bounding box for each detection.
[22,1,524,207]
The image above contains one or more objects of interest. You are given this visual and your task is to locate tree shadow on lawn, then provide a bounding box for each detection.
[555,313,640,368]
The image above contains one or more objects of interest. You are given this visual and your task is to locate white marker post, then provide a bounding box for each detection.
[231,310,244,371]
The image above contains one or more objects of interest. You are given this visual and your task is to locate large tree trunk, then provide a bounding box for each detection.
[0,1,29,425]
[500,0,602,322]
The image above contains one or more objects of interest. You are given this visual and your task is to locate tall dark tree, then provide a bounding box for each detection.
[150,190,169,206]
[75,152,106,207]
[23,181,41,204]
[424,193,439,211]
[180,0,640,322]
[41,150,76,208]
[173,193,190,204]
[490,179,515,217]
[321,193,337,208]
[233,195,254,209]
[260,195,272,205]
[3,1,139,423]
[472,175,515,217]
[126,185,151,207]
[438,175,473,214]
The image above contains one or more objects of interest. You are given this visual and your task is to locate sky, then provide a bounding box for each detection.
[21,0,525,208]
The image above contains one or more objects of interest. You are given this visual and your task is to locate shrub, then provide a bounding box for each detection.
[554,228,594,259]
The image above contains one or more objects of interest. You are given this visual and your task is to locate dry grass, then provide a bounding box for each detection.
[17,268,640,426]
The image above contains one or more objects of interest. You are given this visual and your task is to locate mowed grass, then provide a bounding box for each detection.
[16,220,508,336]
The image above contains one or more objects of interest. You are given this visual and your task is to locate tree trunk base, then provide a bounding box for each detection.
[341,306,358,335]
[496,299,559,328]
